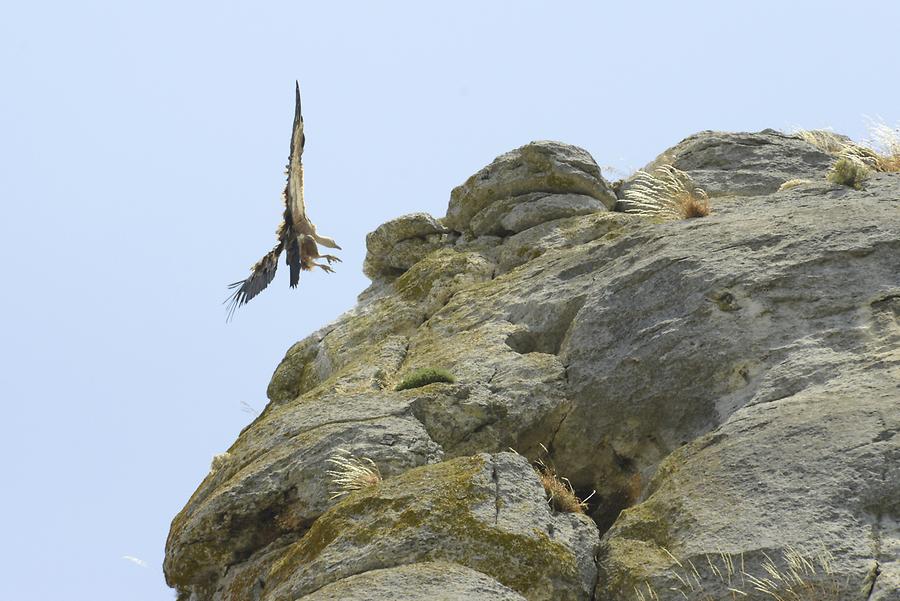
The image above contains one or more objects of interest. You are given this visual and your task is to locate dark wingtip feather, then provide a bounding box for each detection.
[224,281,246,323]
[223,243,283,323]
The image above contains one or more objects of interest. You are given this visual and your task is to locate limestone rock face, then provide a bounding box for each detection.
[166,132,900,601]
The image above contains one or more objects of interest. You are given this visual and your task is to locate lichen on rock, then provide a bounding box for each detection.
[264,453,598,601]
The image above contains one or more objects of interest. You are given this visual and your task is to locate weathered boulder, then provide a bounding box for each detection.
[619,129,835,199]
[297,562,528,600]
[363,212,453,280]
[469,192,609,237]
[446,141,617,233]
[166,132,900,601]
[262,453,599,601]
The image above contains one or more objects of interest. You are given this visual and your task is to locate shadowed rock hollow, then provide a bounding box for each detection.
[166,134,900,601]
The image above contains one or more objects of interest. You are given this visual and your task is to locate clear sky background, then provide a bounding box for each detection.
[1,1,898,599]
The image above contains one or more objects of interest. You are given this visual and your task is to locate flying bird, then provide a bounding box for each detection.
[226,82,341,320]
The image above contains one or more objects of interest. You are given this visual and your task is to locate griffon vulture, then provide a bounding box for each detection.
[226,82,341,320]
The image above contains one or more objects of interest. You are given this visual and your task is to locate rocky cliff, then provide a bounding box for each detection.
[166,131,900,601]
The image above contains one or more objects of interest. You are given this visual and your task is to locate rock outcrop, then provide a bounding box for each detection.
[166,133,900,601]
[618,129,835,199]
[261,453,599,601]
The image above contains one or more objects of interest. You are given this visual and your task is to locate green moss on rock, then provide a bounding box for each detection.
[267,455,583,601]
[395,368,455,391]
[395,248,493,304]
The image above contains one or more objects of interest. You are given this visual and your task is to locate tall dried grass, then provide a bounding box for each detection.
[532,444,595,514]
[325,448,382,500]
[634,547,849,601]
[622,165,711,220]
[795,119,900,173]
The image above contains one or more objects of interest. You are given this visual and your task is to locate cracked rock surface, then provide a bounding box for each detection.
[166,133,900,601]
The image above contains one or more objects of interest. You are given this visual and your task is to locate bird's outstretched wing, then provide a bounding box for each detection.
[225,241,284,321]
[282,80,306,287]
[286,81,307,229]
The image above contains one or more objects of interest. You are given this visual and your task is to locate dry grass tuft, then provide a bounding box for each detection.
[210,452,230,472]
[745,547,844,601]
[794,129,850,155]
[532,444,594,514]
[865,118,900,172]
[794,119,900,173]
[622,165,711,220]
[838,143,882,170]
[634,546,848,601]
[535,466,588,513]
[778,178,813,192]
[679,194,712,219]
[325,448,382,500]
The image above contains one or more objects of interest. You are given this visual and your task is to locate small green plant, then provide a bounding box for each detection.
[621,165,711,220]
[827,156,869,189]
[325,448,382,499]
[394,367,455,391]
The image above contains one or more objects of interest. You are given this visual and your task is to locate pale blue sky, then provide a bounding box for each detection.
[1,1,897,599]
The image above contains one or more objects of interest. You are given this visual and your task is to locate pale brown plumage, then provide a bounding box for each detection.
[226,82,341,320]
